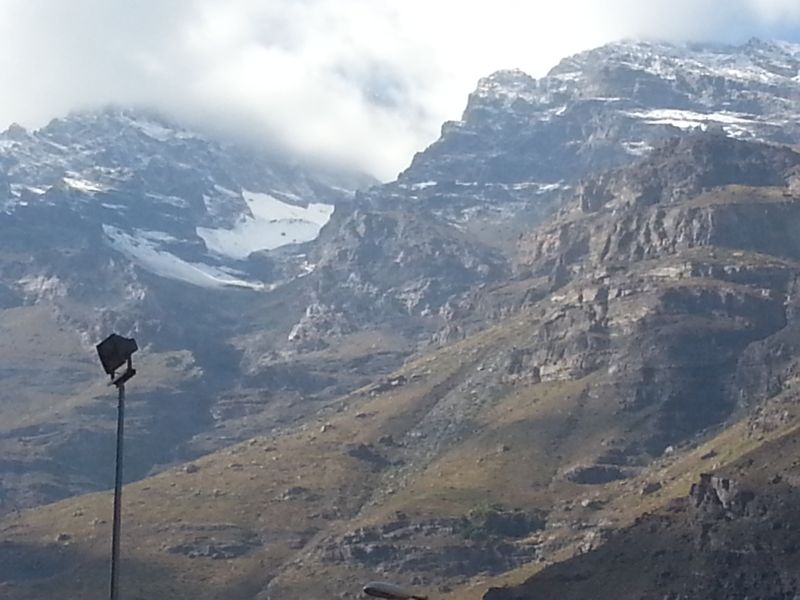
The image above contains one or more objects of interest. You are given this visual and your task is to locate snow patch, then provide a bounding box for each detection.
[25,185,49,195]
[411,181,438,190]
[146,193,190,208]
[129,119,175,142]
[537,182,567,193]
[197,190,334,260]
[17,275,68,301]
[625,109,761,132]
[63,175,106,193]
[623,140,653,156]
[103,225,263,290]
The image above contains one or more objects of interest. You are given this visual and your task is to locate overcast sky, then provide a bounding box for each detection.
[2,1,800,179]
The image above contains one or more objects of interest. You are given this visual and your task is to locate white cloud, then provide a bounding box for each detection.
[750,0,800,20]
[1,0,799,180]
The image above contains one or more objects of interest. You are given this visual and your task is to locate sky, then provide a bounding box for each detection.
[1,1,800,180]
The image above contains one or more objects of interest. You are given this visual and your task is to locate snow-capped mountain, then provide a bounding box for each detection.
[1,108,369,290]
[0,107,376,511]
[384,38,800,218]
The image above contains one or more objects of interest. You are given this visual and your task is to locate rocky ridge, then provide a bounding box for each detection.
[403,39,800,188]
[286,39,800,356]
[485,424,800,600]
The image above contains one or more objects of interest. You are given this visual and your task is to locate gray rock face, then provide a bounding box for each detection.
[317,517,538,580]
[521,134,800,271]
[458,134,800,461]
[162,523,262,560]
[283,208,508,349]
[403,40,800,189]
[577,132,800,212]
[690,474,754,516]
[488,469,800,600]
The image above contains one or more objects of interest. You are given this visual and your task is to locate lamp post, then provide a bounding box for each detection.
[96,333,138,600]
[363,581,428,600]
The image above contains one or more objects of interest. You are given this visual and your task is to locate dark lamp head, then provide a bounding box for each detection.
[96,334,138,376]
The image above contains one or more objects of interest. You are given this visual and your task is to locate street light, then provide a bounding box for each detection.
[96,333,138,600]
[363,582,428,600]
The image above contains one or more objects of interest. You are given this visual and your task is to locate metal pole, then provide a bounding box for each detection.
[109,382,125,600]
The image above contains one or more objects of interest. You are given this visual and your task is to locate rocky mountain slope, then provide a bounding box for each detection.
[485,418,800,600]
[290,37,800,364]
[4,131,800,600]
[402,38,800,188]
[0,103,515,515]
[0,108,378,511]
[4,37,800,599]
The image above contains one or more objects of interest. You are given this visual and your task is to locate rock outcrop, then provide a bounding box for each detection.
[690,473,754,516]
[486,451,800,600]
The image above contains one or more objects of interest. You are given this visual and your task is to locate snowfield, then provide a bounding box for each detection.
[102,190,334,288]
[625,109,761,134]
[103,225,264,290]
[63,175,106,193]
[196,190,334,260]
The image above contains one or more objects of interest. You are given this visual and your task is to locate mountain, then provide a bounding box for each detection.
[402,38,800,187]
[0,107,378,511]
[308,38,800,357]
[3,38,800,600]
[0,105,517,515]
[4,131,800,600]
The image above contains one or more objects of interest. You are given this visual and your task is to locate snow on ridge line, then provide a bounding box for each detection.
[243,190,333,225]
[624,108,766,133]
[197,190,335,260]
[63,175,106,193]
[103,225,264,290]
[626,108,757,124]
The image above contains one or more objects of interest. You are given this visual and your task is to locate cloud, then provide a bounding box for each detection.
[1,1,800,179]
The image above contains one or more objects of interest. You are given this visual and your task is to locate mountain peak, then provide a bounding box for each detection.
[1,122,29,141]
[477,68,537,91]
[549,37,800,84]
[39,105,199,146]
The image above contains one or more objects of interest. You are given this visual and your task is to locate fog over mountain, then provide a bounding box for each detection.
[2,0,800,178]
